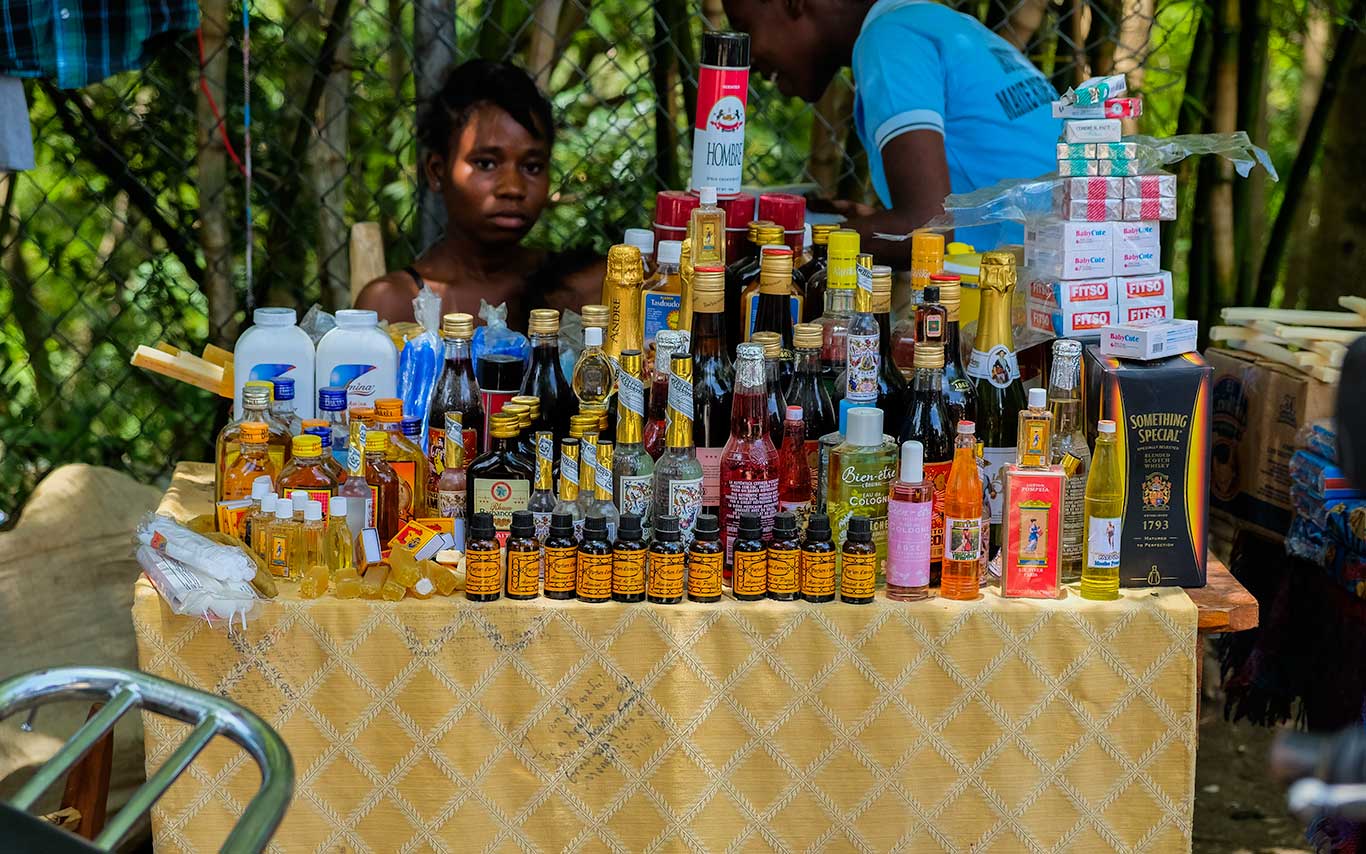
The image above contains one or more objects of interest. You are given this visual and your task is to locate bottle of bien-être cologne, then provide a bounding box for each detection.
[612,349,655,540]
[1049,339,1090,584]
[652,350,705,545]
[827,406,897,580]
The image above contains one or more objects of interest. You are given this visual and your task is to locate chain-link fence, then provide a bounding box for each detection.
[0,0,1198,519]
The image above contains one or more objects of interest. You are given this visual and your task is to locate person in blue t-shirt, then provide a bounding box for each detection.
[722,0,1061,261]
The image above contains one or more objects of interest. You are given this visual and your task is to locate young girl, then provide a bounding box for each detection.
[357,60,602,327]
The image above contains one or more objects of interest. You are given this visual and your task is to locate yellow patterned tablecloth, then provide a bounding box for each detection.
[132,464,1199,853]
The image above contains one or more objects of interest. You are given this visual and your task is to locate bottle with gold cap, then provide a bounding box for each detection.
[689,265,733,518]
[798,222,837,323]
[817,229,860,402]
[509,395,543,453]
[748,245,802,348]
[276,433,339,506]
[575,431,614,540]
[612,349,655,539]
[372,397,427,521]
[572,318,617,422]
[552,437,584,537]
[601,244,645,364]
[642,239,685,352]
[936,273,976,428]
[730,221,782,344]
[751,331,787,448]
[528,429,558,542]
[652,350,705,544]
[363,428,402,541]
[215,381,291,501]
[500,402,534,466]
[678,237,696,332]
[339,421,373,534]
[428,311,484,492]
[899,341,954,581]
[841,254,881,408]
[785,322,836,487]
[967,250,1026,554]
[466,411,534,538]
[581,303,610,334]
[910,229,945,306]
[222,422,278,501]
[519,308,574,438]
[590,438,621,541]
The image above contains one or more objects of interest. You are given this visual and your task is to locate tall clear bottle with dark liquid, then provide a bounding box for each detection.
[689,266,732,519]
[784,322,836,489]
[520,308,574,438]
[428,312,484,498]
[966,251,1026,556]
[798,223,836,323]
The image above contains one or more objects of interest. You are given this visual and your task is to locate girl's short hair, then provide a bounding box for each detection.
[417,59,555,154]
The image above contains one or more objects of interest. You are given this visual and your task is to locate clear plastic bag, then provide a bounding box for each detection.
[135,513,258,582]
[399,288,442,451]
[137,544,260,629]
[471,300,531,369]
[298,304,336,345]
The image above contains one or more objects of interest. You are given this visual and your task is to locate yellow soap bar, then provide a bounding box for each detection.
[334,567,362,599]
[380,577,407,602]
[299,564,330,599]
[427,561,459,596]
[360,564,388,599]
[389,546,421,588]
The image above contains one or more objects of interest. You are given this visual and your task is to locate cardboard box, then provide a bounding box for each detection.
[1027,249,1113,280]
[1025,220,1114,253]
[1027,277,1118,310]
[1100,318,1198,360]
[1027,300,1116,338]
[1062,119,1122,143]
[1055,177,1122,204]
[1001,465,1065,598]
[1062,198,1122,222]
[1117,298,1174,324]
[1206,347,1338,543]
[1084,346,1212,586]
[1123,197,1177,221]
[1115,221,1161,275]
[1123,173,1176,199]
[1116,271,1173,305]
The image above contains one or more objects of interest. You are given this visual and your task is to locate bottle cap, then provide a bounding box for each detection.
[755,224,785,245]
[510,510,536,538]
[511,395,542,416]
[275,503,294,521]
[828,229,860,257]
[350,405,375,425]
[329,496,347,516]
[913,342,945,369]
[240,421,270,443]
[736,342,764,363]
[656,240,683,266]
[400,416,422,438]
[528,308,560,335]
[978,250,1018,292]
[584,326,604,347]
[693,513,720,541]
[470,512,496,541]
[261,493,277,513]
[251,476,272,500]
[700,30,750,67]
[693,267,725,294]
[317,386,346,412]
[792,322,822,349]
[252,307,298,326]
[1028,387,1047,409]
[242,383,272,408]
[550,512,575,536]
[751,331,782,358]
[441,312,475,339]
[623,228,654,256]
[847,515,872,543]
[957,420,976,435]
[292,491,310,513]
[811,223,836,244]
[305,501,324,522]
[618,513,643,541]
[581,304,610,326]
[490,412,521,439]
[773,511,798,538]
[900,440,924,483]
[654,515,681,541]
[583,514,608,541]
[805,512,831,541]
[1098,419,1116,434]
[501,403,529,425]
[374,398,403,420]
[272,377,295,401]
[698,186,718,206]
[335,309,379,328]
[785,405,804,422]
[929,272,960,285]
[911,229,945,259]
[364,430,389,453]
[607,244,645,284]
[291,434,322,457]
[845,407,884,447]
[924,285,940,303]
[738,512,762,539]
[871,265,893,295]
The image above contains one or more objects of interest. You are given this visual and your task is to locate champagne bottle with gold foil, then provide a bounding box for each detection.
[612,349,655,539]
[601,244,645,364]
[678,237,696,333]
[653,350,705,545]
[966,251,1026,554]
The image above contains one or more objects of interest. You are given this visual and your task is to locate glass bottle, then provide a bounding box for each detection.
[936,275,976,429]
[624,226,655,276]
[817,400,857,515]
[967,251,1026,556]
[677,236,696,333]
[766,511,801,601]
[686,513,724,602]
[1081,420,1124,600]
[612,513,648,603]
[576,515,613,603]
[543,512,578,600]
[800,512,837,603]
[749,245,801,348]
[363,429,402,541]
[653,350,706,546]
[467,412,534,540]
[215,383,290,501]
[528,430,557,543]
[827,407,897,580]
[1017,387,1054,469]
[276,434,338,506]
[899,342,954,581]
[338,422,373,534]
[575,432,602,534]
[785,322,836,489]
[643,329,686,459]
[797,222,835,324]
[270,378,304,436]
[751,331,787,448]
[325,496,354,574]
[613,349,656,540]
[222,422,277,501]
[777,406,813,531]
[690,266,733,518]
[520,308,575,438]
[731,513,767,601]
[373,398,427,522]
[728,222,777,328]
[817,229,859,402]
[840,516,877,605]
[590,439,621,541]
[841,254,879,409]
[602,243,645,365]
[505,510,541,600]
[317,386,350,467]
[1049,339,1090,584]
[300,419,346,485]
[266,502,299,579]
[910,229,945,306]
[434,412,467,548]
[552,437,584,539]
[887,441,933,601]
[571,325,617,426]
[646,515,687,604]
[719,343,780,567]
[428,312,484,492]
[688,186,725,269]
[296,500,326,578]
[248,490,277,558]
[641,240,684,353]
[859,263,910,431]
[464,512,502,602]
[942,421,983,601]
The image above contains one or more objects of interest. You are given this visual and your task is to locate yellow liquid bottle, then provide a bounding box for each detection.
[1081,420,1124,600]
[266,503,299,579]
[222,422,277,501]
[325,495,355,573]
[293,501,326,579]
[373,398,427,521]
[215,382,291,500]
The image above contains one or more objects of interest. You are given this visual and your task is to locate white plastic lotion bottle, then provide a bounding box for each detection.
[315,309,399,410]
[233,307,316,419]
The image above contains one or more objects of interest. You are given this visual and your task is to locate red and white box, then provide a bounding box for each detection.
[1027,276,1118,310]
[1123,197,1176,221]
[1056,176,1122,204]
[1116,271,1172,305]
[1001,465,1065,599]
[1062,198,1122,222]
[1026,300,1116,338]
[1122,173,1176,199]
[1115,221,1161,275]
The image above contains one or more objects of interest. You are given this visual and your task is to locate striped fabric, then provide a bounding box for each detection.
[0,0,199,89]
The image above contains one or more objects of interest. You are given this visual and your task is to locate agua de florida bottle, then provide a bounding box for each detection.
[719,343,780,567]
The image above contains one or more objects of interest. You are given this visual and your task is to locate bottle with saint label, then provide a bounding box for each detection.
[748,245,801,348]
[817,230,859,402]
[613,349,655,539]
[719,343,780,566]
[690,266,733,517]
[643,329,687,459]
[841,254,879,409]
[520,308,574,438]
[784,322,836,489]
[527,431,557,543]
[966,250,1025,556]
[601,244,645,364]
[751,331,787,447]
[689,186,726,269]
[427,312,484,491]
[936,274,976,428]
[1017,387,1053,469]
[1081,420,1123,600]
[942,421,983,601]
[827,407,897,579]
[467,412,534,540]
[1049,339,1090,584]
[899,342,953,580]
[434,412,467,549]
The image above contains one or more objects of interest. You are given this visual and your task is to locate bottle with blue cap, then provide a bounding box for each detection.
[270,377,303,436]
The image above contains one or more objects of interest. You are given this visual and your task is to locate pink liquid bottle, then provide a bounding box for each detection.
[887,440,933,601]
[719,343,780,574]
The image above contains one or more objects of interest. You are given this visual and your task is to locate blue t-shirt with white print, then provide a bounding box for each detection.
[852,0,1061,249]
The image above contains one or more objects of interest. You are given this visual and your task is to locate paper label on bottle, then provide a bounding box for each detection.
[544,546,578,593]
[981,446,1015,525]
[1087,516,1122,569]
[269,533,291,574]
[367,485,380,527]
[464,550,503,597]
[668,374,695,421]
[687,550,723,598]
[732,550,767,596]
[841,552,877,598]
[966,345,1021,389]
[924,315,943,340]
[722,478,779,562]
[944,516,982,563]
[767,547,800,595]
[532,511,553,543]
[642,292,682,346]
[507,551,541,597]
[924,460,953,561]
[845,331,880,403]
[619,370,646,419]
[668,477,705,542]
[690,64,749,195]
[1062,474,1085,564]
[887,499,932,587]
[389,460,418,521]
[1002,471,1063,598]
[613,550,647,596]
[855,264,874,293]
[1020,421,1050,468]
[576,552,613,599]
[801,551,836,597]
[696,448,723,506]
[473,478,531,531]
[647,551,686,598]
[618,474,655,521]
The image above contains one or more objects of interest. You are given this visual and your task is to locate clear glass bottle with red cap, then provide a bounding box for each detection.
[719,343,780,568]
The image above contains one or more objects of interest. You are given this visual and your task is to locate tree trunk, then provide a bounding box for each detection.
[1284,7,1332,307]
[650,0,681,191]
[1208,0,1240,318]
[1086,0,1120,76]
[313,0,352,311]
[528,0,565,90]
[807,78,854,198]
[196,0,236,344]
[1113,0,1155,135]
[1232,0,1268,304]
[1160,3,1212,293]
[414,0,456,251]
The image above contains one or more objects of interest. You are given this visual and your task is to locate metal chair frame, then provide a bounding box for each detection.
[0,665,293,853]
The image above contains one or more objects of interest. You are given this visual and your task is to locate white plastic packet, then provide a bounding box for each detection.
[135,514,257,582]
[137,545,259,629]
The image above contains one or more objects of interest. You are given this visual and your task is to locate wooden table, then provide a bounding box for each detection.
[1185,555,1259,703]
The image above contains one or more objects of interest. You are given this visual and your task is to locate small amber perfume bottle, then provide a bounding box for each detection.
[1016,387,1054,469]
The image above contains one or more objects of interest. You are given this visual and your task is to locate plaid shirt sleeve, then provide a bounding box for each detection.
[0,0,201,89]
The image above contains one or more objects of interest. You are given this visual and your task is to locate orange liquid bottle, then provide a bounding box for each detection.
[940,420,983,601]
[277,434,339,507]
[222,422,277,500]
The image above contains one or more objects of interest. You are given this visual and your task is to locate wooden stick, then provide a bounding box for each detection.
[1229,338,1326,370]
[1312,365,1341,384]
[1308,342,1348,368]
[1269,324,1364,343]
[1210,325,1274,344]
[154,342,180,356]
[1340,295,1366,318]
[1220,307,1366,327]
[131,346,230,397]
[200,343,232,367]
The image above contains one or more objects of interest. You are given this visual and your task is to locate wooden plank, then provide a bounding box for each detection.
[1228,338,1324,370]
[1188,553,1259,633]
[349,221,387,308]
[1220,307,1366,328]
[1269,324,1364,344]
[1341,295,1366,318]
[1209,325,1273,344]
[200,343,232,368]
[131,346,230,397]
